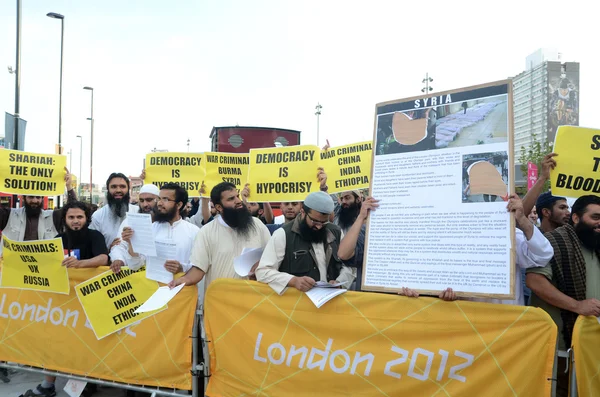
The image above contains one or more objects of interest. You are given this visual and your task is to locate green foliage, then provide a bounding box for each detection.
[519,133,553,191]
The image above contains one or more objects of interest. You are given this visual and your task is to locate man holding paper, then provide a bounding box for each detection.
[255,191,355,294]
[118,183,200,285]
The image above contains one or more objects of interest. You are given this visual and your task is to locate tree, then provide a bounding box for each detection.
[518,133,553,192]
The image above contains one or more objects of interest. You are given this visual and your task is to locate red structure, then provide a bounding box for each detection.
[210,126,301,153]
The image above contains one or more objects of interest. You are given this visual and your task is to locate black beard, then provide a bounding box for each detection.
[106,192,130,218]
[221,206,255,238]
[338,202,361,230]
[299,216,328,244]
[24,203,42,218]
[575,221,600,251]
[154,205,178,223]
[65,225,89,250]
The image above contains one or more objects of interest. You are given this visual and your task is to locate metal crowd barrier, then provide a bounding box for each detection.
[0,300,209,397]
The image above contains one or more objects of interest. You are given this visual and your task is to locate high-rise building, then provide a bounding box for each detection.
[512,49,579,185]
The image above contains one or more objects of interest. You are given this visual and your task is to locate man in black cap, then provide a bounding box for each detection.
[256,191,355,294]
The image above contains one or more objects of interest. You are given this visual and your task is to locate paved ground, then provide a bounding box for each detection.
[0,370,154,397]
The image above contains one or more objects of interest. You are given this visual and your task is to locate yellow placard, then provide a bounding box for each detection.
[572,315,600,396]
[0,266,196,389]
[203,152,249,197]
[0,149,66,196]
[1,237,69,294]
[204,279,557,396]
[247,145,321,202]
[551,126,600,198]
[75,267,164,339]
[320,141,373,193]
[144,152,204,197]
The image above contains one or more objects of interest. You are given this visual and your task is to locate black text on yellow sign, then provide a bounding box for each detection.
[0,150,67,196]
[144,153,204,196]
[320,141,372,193]
[0,236,70,294]
[202,152,250,196]
[75,267,163,339]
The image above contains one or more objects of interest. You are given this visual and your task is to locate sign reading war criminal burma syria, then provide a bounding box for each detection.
[1,237,70,294]
[0,149,67,196]
[202,152,249,196]
[364,80,515,298]
[320,141,372,193]
[75,267,163,339]
[551,126,600,198]
[144,153,204,196]
[248,145,321,202]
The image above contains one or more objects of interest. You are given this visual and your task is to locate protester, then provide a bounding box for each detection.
[528,205,539,225]
[266,201,302,234]
[241,183,273,224]
[110,183,199,275]
[256,191,355,294]
[183,201,193,219]
[0,167,75,243]
[90,173,138,250]
[20,201,107,397]
[186,182,215,228]
[168,182,270,289]
[109,184,160,268]
[527,195,600,397]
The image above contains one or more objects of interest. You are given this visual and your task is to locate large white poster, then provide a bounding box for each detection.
[364,80,515,299]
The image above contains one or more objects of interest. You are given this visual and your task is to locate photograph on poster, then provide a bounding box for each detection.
[376,95,508,155]
[462,151,509,203]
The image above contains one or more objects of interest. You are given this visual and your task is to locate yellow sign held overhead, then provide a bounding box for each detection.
[0,149,67,196]
[1,236,69,294]
[202,152,249,197]
[144,152,204,197]
[551,125,600,198]
[320,141,372,193]
[247,145,321,202]
[75,267,163,339]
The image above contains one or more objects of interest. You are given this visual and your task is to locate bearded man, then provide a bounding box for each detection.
[169,182,270,290]
[335,190,363,233]
[90,173,138,250]
[256,191,355,294]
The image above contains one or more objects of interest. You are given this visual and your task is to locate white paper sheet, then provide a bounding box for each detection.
[305,287,346,308]
[234,247,264,277]
[315,281,342,288]
[127,213,156,256]
[146,239,177,284]
[135,283,185,313]
[64,379,87,397]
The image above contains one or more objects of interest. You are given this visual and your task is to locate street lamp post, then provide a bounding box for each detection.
[315,103,322,146]
[76,135,82,199]
[84,87,94,203]
[47,11,65,206]
[421,73,433,93]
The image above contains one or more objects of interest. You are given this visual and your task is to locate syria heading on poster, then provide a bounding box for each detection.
[363,80,515,298]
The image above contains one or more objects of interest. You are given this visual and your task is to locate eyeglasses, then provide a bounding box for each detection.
[159,197,177,203]
[305,212,329,226]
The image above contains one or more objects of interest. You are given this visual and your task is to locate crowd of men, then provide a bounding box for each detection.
[1,151,599,396]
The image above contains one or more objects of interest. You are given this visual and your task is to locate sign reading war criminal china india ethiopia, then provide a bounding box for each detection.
[0,150,67,196]
[320,141,372,193]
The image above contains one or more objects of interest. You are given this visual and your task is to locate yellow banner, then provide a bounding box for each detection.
[320,141,373,193]
[144,152,204,197]
[0,149,66,196]
[204,279,557,396]
[203,152,249,197]
[572,315,600,396]
[551,126,600,198]
[0,266,196,389]
[247,145,321,202]
[75,267,164,340]
[1,237,69,294]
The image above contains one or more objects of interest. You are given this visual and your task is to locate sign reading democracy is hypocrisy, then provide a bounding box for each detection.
[202,152,249,197]
[204,279,556,396]
[75,267,164,339]
[0,149,66,195]
[248,145,321,202]
[144,153,204,196]
[1,237,69,294]
[551,126,600,198]
[320,141,372,193]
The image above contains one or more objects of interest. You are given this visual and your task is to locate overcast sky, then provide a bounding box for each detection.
[1,0,598,186]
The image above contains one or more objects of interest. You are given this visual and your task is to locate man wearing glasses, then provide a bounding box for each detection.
[255,191,355,294]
